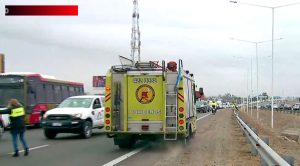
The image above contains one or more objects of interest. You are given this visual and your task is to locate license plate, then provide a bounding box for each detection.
[52,123,62,126]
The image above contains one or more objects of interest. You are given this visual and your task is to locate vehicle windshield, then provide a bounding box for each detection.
[196,100,204,106]
[0,87,24,107]
[58,98,93,108]
[0,76,25,107]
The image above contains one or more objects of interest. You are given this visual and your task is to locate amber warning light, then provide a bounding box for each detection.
[5,5,78,16]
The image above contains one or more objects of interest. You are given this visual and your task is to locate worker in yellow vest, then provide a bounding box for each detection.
[0,99,29,157]
[211,100,217,114]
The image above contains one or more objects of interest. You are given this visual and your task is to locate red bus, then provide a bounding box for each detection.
[0,72,84,126]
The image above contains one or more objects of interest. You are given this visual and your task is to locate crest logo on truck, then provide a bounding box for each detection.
[136,84,155,104]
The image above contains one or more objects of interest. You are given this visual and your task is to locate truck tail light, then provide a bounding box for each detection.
[179,120,184,125]
[179,107,184,112]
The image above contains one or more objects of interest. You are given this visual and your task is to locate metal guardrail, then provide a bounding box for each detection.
[234,111,291,166]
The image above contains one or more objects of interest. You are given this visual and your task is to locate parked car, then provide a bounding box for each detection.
[292,103,300,111]
[284,104,292,110]
[273,103,278,109]
[42,95,105,139]
[196,100,209,113]
[217,100,223,109]
[265,103,271,109]
[279,104,285,110]
[222,103,228,108]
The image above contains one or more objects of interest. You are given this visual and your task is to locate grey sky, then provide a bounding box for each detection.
[0,0,299,97]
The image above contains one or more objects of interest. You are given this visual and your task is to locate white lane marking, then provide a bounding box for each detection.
[8,144,49,154]
[102,145,149,166]
[103,112,211,165]
[197,113,211,121]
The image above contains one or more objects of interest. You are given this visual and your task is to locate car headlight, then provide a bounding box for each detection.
[73,113,82,118]
[43,114,48,119]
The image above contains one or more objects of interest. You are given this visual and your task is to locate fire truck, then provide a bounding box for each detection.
[104,59,197,148]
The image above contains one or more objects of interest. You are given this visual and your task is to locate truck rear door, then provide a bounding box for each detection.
[127,75,164,132]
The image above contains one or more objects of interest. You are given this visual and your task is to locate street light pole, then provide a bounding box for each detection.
[271,8,274,128]
[230,37,282,122]
[247,67,249,114]
[232,55,250,114]
[256,43,259,121]
[229,0,299,128]
[250,53,253,117]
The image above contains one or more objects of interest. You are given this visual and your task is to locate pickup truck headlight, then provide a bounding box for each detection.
[43,114,48,119]
[72,113,82,118]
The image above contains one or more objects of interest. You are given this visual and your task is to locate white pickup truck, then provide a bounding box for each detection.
[42,95,104,139]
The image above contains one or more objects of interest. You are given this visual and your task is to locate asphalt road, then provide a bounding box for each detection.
[0,112,211,166]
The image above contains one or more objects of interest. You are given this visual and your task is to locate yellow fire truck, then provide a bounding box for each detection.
[104,59,197,148]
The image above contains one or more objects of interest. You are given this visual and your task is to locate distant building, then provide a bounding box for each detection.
[195,87,205,100]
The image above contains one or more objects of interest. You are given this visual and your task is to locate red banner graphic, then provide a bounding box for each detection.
[5,5,78,16]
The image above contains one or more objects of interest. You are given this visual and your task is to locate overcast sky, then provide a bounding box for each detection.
[0,0,299,97]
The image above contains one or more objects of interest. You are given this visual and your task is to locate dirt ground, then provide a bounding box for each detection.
[153,110,260,166]
[238,108,300,165]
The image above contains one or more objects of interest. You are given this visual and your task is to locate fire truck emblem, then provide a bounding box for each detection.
[136,84,155,104]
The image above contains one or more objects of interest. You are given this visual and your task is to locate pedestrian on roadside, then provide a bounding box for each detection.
[0,99,29,157]
[233,103,239,111]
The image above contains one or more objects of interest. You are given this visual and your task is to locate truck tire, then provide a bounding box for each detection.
[189,125,195,138]
[81,121,92,139]
[44,130,57,139]
[118,139,136,149]
[114,135,136,149]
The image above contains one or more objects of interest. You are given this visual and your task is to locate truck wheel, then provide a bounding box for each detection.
[189,125,195,138]
[181,128,190,146]
[115,135,136,149]
[44,130,57,139]
[118,138,136,149]
[81,121,92,139]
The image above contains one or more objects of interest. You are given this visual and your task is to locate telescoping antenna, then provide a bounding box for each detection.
[130,0,141,64]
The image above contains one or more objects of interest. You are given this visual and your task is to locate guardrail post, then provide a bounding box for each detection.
[251,128,258,155]
[281,155,295,166]
[260,136,269,166]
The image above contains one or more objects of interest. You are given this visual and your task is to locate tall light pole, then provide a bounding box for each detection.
[233,56,251,115]
[230,38,283,121]
[230,1,300,128]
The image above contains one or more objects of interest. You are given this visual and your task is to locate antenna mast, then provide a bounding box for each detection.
[130,0,141,63]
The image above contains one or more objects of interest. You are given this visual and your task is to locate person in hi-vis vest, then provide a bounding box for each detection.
[0,99,29,157]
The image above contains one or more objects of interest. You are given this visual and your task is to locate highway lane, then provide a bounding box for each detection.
[115,109,260,166]
[0,112,211,166]
[113,112,212,166]
[0,128,137,166]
